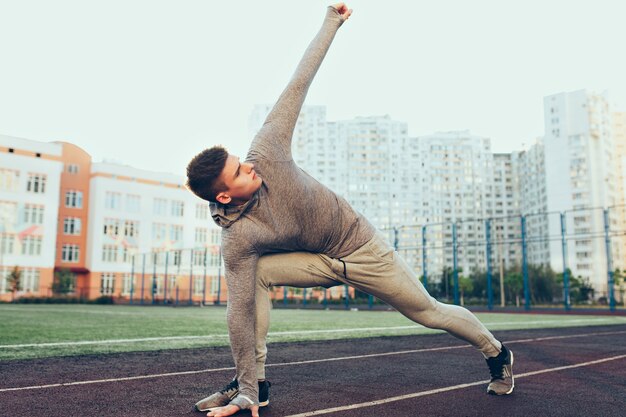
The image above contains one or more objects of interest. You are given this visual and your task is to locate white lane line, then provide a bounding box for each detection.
[283,354,626,417]
[1,329,625,393]
[2,317,624,348]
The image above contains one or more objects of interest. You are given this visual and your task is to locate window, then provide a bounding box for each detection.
[63,217,81,235]
[66,164,79,174]
[102,245,118,262]
[0,202,18,224]
[125,194,141,212]
[173,250,182,266]
[193,250,206,266]
[65,191,83,208]
[0,267,7,294]
[210,275,221,296]
[170,225,183,241]
[23,204,44,224]
[121,246,135,263]
[152,223,167,240]
[20,268,40,293]
[210,229,220,245]
[0,234,15,255]
[21,236,42,256]
[171,201,184,217]
[153,198,167,216]
[100,273,115,295]
[193,276,204,296]
[105,192,121,210]
[0,169,19,191]
[195,228,207,245]
[196,203,209,220]
[121,273,134,296]
[104,219,121,236]
[124,220,138,238]
[61,244,80,262]
[207,249,221,267]
[26,174,46,193]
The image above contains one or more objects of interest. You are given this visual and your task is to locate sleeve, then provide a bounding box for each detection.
[222,237,261,409]
[247,6,345,162]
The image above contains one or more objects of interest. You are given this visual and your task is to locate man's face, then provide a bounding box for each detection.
[215,154,263,205]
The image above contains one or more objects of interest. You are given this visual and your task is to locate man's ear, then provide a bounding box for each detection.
[216,192,231,205]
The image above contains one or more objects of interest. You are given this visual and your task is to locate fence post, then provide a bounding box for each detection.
[485,219,493,310]
[422,225,428,289]
[393,227,399,251]
[344,285,350,310]
[560,212,570,311]
[140,253,146,305]
[189,250,193,305]
[216,247,222,306]
[303,288,307,308]
[283,287,288,306]
[151,253,157,305]
[452,222,459,305]
[202,248,207,306]
[323,288,327,309]
[130,255,135,305]
[164,252,169,305]
[604,209,615,311]
[521,215,530,310]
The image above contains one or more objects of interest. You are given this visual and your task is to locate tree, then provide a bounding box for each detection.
[569,275,594,303]
[52,269,74,295]
[459,275,473,306]
[504,271,523,307]
[7,266,21,302]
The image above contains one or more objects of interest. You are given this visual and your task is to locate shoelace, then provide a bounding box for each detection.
[486,355,505,381]
[219,379,239,394]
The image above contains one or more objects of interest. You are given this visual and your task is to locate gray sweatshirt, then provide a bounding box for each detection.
[209,7,375,408]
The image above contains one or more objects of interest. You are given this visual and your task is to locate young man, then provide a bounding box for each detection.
[186,4,514,417]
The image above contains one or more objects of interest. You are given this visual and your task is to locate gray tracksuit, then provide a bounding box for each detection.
[209,6,502,410]
[209,7,375,408]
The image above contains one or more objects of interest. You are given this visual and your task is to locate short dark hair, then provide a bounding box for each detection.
[186,146,229,202]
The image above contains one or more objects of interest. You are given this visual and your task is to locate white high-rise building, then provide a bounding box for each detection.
[511,139,550,266]
[543,90,617,294]
[490,153,522,269]
[413,131,494,277]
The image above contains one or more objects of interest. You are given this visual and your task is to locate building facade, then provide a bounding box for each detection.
[0,135,222,302]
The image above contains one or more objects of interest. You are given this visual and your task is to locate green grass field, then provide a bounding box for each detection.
[1,304,625,361]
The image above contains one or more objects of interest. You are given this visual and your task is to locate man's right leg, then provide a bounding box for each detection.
[255,252,340,380]
[195,252,338,412]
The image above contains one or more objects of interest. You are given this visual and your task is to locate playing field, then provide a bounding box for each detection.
[1,304,625,361]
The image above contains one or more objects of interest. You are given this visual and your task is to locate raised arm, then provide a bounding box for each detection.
[247,3,352,162]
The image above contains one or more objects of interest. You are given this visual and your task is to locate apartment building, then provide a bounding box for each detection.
[0,134,63,301]
[543,90,618,293]
[0,135,222,302]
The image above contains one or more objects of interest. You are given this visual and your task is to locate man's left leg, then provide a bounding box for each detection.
[337,232,514,395]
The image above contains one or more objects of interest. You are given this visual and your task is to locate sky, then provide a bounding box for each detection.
[1,0,625,177]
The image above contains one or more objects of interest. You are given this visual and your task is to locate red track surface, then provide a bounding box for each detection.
[1,324,625,416]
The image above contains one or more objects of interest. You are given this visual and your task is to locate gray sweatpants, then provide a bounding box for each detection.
[254,232,502,379]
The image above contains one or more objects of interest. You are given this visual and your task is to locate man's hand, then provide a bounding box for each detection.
[331,2,353,20]
[207,404,259,417]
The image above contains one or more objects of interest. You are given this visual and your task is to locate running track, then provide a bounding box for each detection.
[1,324,625,416]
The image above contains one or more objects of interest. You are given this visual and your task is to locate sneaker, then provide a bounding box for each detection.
[258,380,271,407]
[485,344,514,395]
[194,379,271,412]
